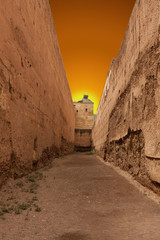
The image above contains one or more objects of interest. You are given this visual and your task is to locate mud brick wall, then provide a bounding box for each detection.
[0,0,75,185]
[92,0,160,190]
[74,102,94,150]
[75,129,92,151]
[74,102,94,130]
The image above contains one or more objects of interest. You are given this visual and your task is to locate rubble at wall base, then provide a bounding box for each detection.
[74,146,92,152]
[103,129,160,195]
[0,138,74,188]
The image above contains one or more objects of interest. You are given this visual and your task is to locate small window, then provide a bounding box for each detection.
[85,108,88,112]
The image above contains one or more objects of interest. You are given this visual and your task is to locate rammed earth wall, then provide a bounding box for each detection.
[92,0,160,192]
[0,0,75,185]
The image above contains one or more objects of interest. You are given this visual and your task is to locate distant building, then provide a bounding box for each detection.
[73,95,94,151]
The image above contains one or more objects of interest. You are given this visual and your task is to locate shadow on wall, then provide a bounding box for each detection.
[104,129,145,176]
[104,128,160,195]
[74,129,92,152]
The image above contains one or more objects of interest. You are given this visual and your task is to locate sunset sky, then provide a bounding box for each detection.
[49,0,136,113]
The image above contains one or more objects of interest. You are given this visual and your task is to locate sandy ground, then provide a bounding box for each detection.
[1,152,160,240]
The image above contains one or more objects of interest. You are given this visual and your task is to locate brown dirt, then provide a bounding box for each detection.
[1,152,160,240]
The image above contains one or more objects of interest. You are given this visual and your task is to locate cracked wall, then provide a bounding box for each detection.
[0,0,75,185]
[92,0,160,191]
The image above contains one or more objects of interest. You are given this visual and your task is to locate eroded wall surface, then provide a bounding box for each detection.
[74,129,92,151]
[0,0,75,185]
[74,102,94,130]
[74,102,94,150]
[92,0,160,190]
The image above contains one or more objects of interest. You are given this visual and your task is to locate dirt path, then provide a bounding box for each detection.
[1,152,160,240]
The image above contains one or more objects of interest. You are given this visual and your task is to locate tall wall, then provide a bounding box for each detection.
[74,102,94,129]
[92,0,160,190]
[74,101,94,151]
[0,0,75,185]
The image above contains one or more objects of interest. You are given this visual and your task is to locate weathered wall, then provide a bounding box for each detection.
[92,0,160,190]
[74,102,94,129]
[74,129,92,151]
[0,0,75,185]
[74,101,94,150]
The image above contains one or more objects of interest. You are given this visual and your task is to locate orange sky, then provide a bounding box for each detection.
[49,0,136,113]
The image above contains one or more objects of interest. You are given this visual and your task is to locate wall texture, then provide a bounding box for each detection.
[74,129,92,152]
[92,0,160,191]
[0,0,75,185]
[74,102,94,130]
[74,99,94,151]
